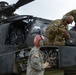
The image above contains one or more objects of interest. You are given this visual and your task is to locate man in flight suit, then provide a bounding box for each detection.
[45,15,74,46]
[26,35,51,75]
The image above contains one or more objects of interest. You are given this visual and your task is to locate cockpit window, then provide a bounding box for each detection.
[30,18,51,36]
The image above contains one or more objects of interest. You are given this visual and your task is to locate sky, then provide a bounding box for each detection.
[1,0,76,28]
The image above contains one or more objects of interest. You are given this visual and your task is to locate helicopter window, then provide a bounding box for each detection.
[31,26,40,35]
[30,18,51,36]
[5,20,29,45]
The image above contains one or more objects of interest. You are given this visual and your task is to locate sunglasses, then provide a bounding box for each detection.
[66,20,73,24]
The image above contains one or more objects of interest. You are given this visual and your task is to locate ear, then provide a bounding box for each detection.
[39,39,44,46]
[62,15,67,21]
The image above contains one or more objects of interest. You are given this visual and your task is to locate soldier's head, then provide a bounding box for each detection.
[0,1,9,8]
[62,15,74,26]
[34,35,45,48]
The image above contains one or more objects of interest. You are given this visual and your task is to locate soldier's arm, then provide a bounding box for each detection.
[30,51,46,71]
[60,28,71,39]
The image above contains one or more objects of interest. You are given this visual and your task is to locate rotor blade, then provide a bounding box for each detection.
[15,0,35,8]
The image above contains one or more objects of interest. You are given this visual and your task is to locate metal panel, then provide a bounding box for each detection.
[0,23,10,45]
[0,45,17,54]
[68,31,76,39]
[0,45,15,73]
[0,52,14,73]
[59,46,76,68]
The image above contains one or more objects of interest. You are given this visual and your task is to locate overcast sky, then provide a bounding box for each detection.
[1,0,76,19]
[1,0,76,27]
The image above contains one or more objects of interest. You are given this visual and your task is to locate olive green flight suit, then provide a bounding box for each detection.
[46,19,68,46]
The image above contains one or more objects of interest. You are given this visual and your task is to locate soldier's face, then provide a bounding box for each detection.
[66,20,73,24]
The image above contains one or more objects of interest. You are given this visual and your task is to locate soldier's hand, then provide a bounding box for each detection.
[61,29,71,39]
[44,61,51,68]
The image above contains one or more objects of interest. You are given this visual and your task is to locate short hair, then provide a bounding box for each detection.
[62,15,74,23]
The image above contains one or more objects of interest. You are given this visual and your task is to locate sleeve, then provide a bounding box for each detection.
[30,51,46,71]
[58,26,71,39]
[58,25,66,32]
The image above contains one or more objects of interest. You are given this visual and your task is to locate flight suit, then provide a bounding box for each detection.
[46,19,68,46]
[26,46,46,75]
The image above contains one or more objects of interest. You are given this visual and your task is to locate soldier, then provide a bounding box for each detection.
[45,15,74,46]
[26,35,51,75]
[63,9,76,31]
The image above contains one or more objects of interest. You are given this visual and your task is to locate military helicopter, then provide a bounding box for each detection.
[0,0,76,75]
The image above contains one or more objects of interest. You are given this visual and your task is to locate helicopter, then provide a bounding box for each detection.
[0,0,76,75]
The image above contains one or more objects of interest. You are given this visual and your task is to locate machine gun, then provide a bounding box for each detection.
[0,0,34,19]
